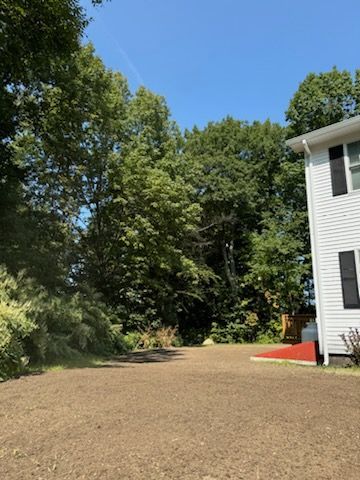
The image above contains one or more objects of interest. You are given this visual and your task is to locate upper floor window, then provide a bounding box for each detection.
[329,141,360,196]
[347,141,360,191]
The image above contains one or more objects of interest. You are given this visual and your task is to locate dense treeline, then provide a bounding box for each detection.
[1,1,360,378]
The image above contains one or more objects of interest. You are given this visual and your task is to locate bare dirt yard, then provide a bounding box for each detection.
[0,345,359,480]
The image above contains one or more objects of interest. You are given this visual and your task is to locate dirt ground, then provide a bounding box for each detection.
[0,345,359,480]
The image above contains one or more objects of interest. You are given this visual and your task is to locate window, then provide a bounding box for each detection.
[339,250,360,309]
[347,141,360,191]
[329,145,347,196]
[329,141,360,196]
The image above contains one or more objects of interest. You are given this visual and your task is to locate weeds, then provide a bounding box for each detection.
[340,328,360,365]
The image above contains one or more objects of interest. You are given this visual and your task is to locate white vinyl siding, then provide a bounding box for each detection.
[309,145,360,354]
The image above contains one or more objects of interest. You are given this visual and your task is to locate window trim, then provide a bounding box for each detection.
[344,141,360,192]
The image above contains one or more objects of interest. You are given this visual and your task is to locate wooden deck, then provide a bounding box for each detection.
[281,313,316,343]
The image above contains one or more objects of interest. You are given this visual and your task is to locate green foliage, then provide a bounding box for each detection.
[180,328,208,346]
[122,331,142,350]
[286,68,360,135]
[110,324,129,354]
[247,217,309,315]
[23,286,120,362]
[0,0,87,86]
[0,266,125,379]
[210,307,260,343]
[0,267,35,379]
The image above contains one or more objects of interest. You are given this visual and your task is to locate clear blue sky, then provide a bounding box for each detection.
[81,0,360,130]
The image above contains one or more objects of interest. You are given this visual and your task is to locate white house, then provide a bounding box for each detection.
[286,116,360,365]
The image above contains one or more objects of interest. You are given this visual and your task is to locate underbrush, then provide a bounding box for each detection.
[209,318,281,345]
[123,326,181,350]
[0,266,127,380]
[340,328,360,365]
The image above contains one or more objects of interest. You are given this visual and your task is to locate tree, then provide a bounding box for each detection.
[0,1,109,286]
[184,118,290,336]
[93,88,213,329]
[286,67,358,136]
[9,44,129,288]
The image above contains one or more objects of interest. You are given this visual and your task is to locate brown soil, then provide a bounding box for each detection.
[0,345,359,480]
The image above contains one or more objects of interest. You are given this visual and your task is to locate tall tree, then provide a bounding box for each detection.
[94,88,213,329]
[184,118,290,334]
[286,67,358,136]
[11,44,129,287]
[0,1,108,285]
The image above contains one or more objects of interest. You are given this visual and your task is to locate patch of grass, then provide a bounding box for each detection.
[320,365,360,376]
[28,354,108,373]
[257,359,360,376]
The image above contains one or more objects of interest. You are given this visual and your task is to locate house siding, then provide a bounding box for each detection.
[310,145,360,355]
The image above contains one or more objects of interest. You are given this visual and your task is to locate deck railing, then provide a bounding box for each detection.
[281,313,316,344]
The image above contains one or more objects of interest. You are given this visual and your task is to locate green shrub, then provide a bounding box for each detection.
[210,310,260,344]
[256,332,279,344]
[181,328,208,345]
[123,331,142,350]
[0,266,127,378]
[110,324,129,354]
[0,267,36,380]
[210,321,247,343]
[21,287,117,362]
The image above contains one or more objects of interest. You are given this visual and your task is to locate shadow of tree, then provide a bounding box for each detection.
[11,349,184,382]
[111,348,184,364]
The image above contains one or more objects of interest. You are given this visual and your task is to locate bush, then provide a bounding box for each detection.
[123,331,142,350]
[256,332,280,344]
[180,328,208,345]
[341,328,360,365]
[256,319,282,344]
[23,286,120,362]
[110,324,129,354]
[0,268,36,380]
[123,327,181,350]
[210,310,260,344]
[154,326,180,347]
[0,266,127,379]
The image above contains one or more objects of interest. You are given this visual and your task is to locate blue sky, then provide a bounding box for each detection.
[81,0,360,130]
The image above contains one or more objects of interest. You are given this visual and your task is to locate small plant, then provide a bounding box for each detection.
[340,328,360,365]
[123,327,180,350]
[154,326,179,348]
[138,328,157,349]
[123,331,142,350]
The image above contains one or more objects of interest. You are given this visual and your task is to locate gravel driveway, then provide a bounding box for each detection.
[0,345,359,479]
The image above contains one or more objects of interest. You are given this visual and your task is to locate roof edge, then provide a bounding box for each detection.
[286,114,360,153]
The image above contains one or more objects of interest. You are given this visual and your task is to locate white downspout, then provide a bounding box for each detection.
[303,139,329,366]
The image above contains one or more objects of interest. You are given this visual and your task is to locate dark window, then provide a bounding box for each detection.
[347,141,360,191]
[339,251,360,308]
[329,145,347,196]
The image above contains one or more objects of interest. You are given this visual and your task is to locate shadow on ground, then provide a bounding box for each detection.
[6,349,184,382]
[112,348,184,364]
